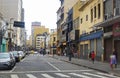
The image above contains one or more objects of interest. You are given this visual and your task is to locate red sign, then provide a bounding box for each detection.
[113,22,120,37]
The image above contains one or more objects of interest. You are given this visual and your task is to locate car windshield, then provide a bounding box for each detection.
[0,53,9,59]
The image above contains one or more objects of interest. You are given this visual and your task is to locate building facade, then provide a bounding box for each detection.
[94,0,120,63]
[31,22,49,49]
[0,0,24,51]
[57,0,79,55]
[35,34,45,50]
[50,29,57,54]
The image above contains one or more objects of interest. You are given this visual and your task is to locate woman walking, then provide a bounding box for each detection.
[110,53,117,70]
[91,51,95,64]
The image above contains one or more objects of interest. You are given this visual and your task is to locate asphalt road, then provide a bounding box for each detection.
[0,54,119,78]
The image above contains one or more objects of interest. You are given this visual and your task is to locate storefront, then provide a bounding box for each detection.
[79,30,103,60]
[94,16,120,63]
[68,30,79,57]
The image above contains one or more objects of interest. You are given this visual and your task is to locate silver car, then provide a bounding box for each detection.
[0,52,16,70]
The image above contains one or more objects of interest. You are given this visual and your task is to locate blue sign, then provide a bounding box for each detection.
[14,21,25,28]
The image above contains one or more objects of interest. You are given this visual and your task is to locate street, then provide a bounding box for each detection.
[0,54,119,78]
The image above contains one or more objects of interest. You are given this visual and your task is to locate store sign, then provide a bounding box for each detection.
[113,22,120,37]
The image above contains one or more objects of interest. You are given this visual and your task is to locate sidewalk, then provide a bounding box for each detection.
[51,55,120,77]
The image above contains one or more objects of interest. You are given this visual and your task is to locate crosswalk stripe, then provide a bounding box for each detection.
[55,73,70,77]
[83,72,108,78]
[97,72,119,78]
[11,74,19,78]
[26,74,37,78]
[69,73,92,78]
[41,74,55,78]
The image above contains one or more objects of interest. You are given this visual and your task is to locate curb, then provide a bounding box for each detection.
[52,56,120,77]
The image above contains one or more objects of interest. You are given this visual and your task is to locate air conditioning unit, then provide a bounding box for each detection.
[114,8,120,16]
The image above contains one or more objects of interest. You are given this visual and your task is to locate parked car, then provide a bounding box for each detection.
[0,52,16,70]
[12,51,20,62]
[18,51,25,60]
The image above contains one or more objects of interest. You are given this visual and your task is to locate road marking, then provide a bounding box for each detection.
[41,73,54,78]
[10,66,16,72]
[21,57,26,62]
[83,72,108,78]
[0,70,92,73]
[47,61,61,71]
[11,74,19,78]
[26,74,37,78]
[97,72,119,78]
[69,73,92,78]
[55,73,70,77]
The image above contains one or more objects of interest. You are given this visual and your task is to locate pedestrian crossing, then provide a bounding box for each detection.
[6,72,119,78]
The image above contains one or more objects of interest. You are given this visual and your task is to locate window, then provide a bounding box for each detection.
[81,18,83,24]
[73,17,79,29]
[98,3,101,19]
[53,37,56,41]
[86,15,88,21]
[91,9,93,22]
[94,6,96,18]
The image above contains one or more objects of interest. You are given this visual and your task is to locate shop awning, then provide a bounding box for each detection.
[79,31,103,41]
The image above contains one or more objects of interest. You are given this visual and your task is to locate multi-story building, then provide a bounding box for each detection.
[26,35,32,50]
[57,0,78,55]
[50,29,57,54]
[0,0,24,51]
[31,22,41,48]
[68,0,85,57]
[0,12,8,52]
[94,0,120,63]
[31,22,49,49]
[35,34,45,50]
[79,0,104,61]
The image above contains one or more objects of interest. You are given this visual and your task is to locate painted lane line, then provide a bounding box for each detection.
[83,72,108,78]
[11,74,19,78]
[47,61,61,71]
[10,66,16,72]
[41,74,55,78]
[69,73,92,78]
[97,72,119,78]
[0,70,92,74]
[26,74,37,78]
[55,73,70,77]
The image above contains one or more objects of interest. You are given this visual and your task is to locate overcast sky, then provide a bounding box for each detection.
[23,0,60,36]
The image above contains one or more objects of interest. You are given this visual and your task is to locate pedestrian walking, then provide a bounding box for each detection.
[113,49,118,68]
[91,51,95,64]
[110,53,117,70]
